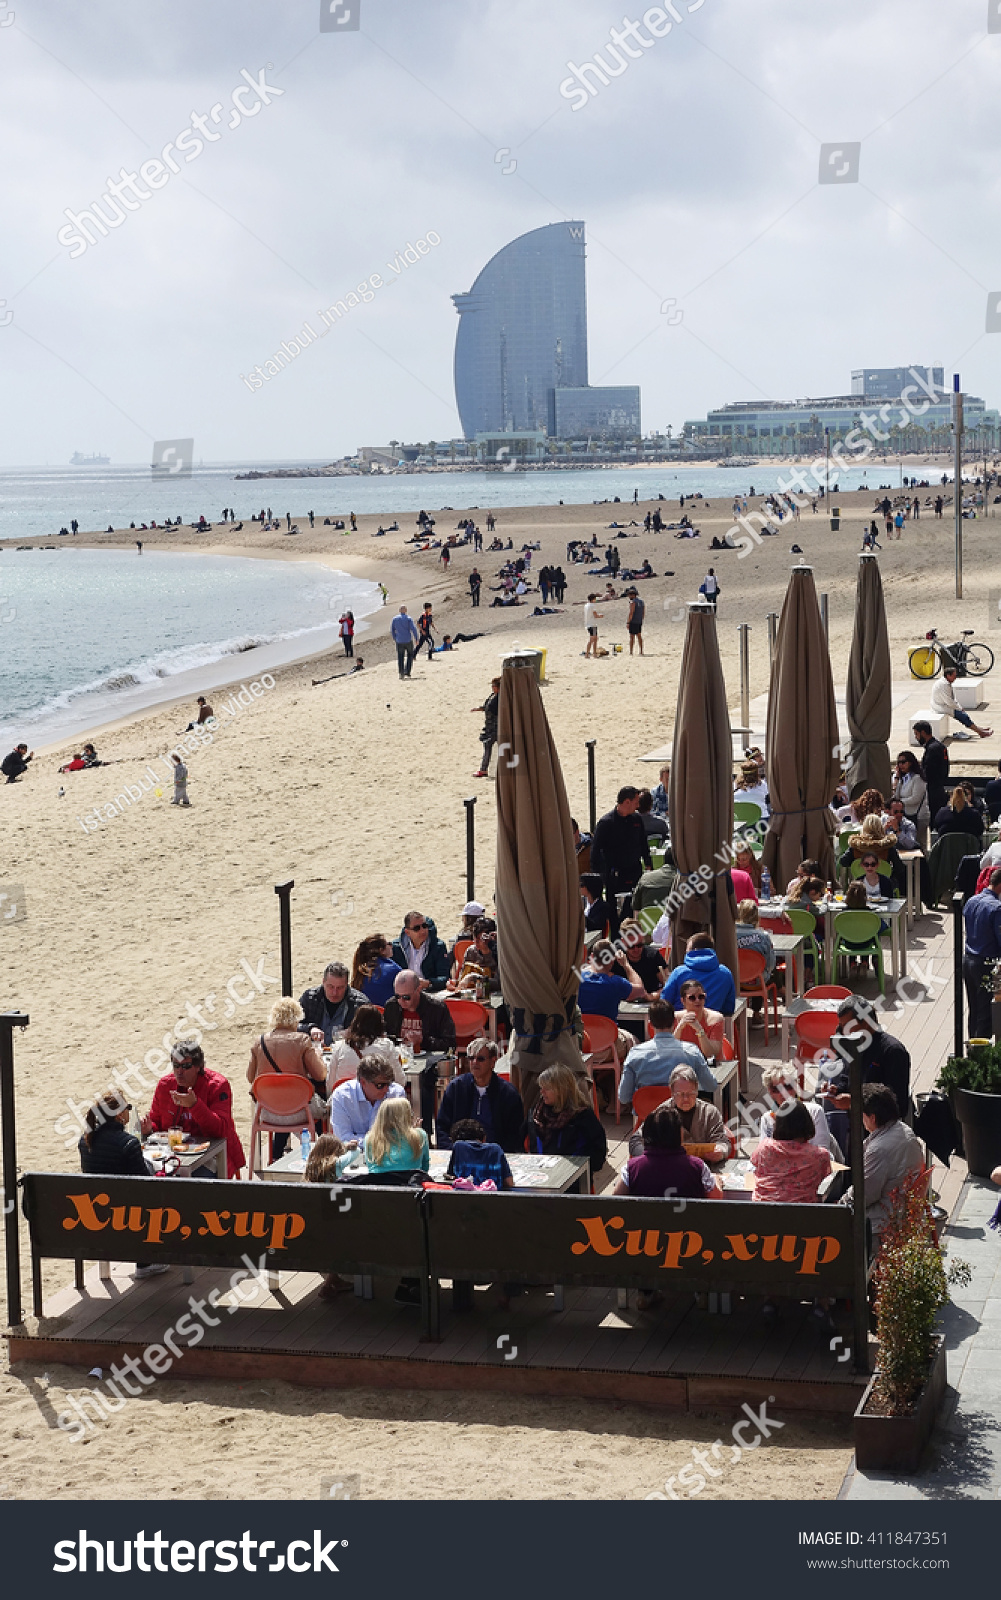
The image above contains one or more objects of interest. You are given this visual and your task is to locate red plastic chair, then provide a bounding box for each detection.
[792,1009,840,1069]
[581,1012,622,1122]
[451,938,473,978]
[248,1073,317,1178]
[442,996,490,1055]
[759,912,793,935]
[737,948,779,1042]
[630,1083,673,1134]
[804,985,851,1000]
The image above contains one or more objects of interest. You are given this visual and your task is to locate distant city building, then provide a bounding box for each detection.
[452,221,641,442]
[852,366,944,401]
[686,369,998,456]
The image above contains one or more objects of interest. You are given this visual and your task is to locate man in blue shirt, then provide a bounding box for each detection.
[390,605,419,679]
[618,998,716,1115]
[578,940,651,1020]
[963,867,1001,1038]
[661,932,736,1015]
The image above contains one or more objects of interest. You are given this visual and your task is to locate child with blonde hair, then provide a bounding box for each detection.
[364,1096,429,1175]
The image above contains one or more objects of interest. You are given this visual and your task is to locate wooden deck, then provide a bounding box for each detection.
[9,1258,868,1416]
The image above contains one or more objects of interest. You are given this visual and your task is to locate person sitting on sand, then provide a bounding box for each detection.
[186,696,214,730]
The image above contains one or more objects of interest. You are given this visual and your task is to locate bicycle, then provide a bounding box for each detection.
[908,628,995,680]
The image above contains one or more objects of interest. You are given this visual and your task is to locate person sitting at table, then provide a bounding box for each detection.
[784,874,826,915]
[843,1083,923,1247]
[80,1094,167,1280]
[733,759,769,817]
[447,916,498,992]
[350,934,402,1008]
[445,1117,515,1189]
[364,1095,430,1175]
[840,813,904,894]
[637,788,668,841]
[392,911,451,991]
[607,919,669,993]
[785,859,820,896]
[326,1005,403,1093]
[661,932,735,1016]
[382,970,457,1055]
[933,784,984,841]
[882,798,918,853]
[247,996,329,1159]
[732,840,762,896]
[303,1134,362,1298]
[857,850,890,904]
[298,961,368,1045]
[667,1063,727,1149]
[580,872,615,936]
[631,848,679,916]
[671,977,727,1063]
[613,1102,723,1201]
[329,1055,407,1144]
[735,899,776,981]
[759,1065,839,1155]
[823,999,912,1120]
[141,1040,245,1177]
[436,1038,524,1151]
[579,940,654,1102]
[619,999,717,1149]
[728,862,757,904]
[524,1065,607,1178]
[751,1098,833,1204]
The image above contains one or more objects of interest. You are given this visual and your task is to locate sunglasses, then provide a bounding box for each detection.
[863,860,878,868]
[410,922,428,932]
[685,992,706,1002]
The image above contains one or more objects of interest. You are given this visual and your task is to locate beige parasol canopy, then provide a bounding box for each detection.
[845,552,892,800]
[495,656,585,1103]
[762,564,840,887]
[667,601,739,984]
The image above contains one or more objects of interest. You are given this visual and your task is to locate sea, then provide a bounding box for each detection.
[0,456,917,751]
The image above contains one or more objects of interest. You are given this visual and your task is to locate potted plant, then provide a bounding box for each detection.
[854,1175,970,1472]
[938,1039,1001,1179]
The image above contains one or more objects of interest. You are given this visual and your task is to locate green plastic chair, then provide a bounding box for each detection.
[831,910,885,995]
[734,801,763,826]
[786,907,824,985]
[838,828,856,855]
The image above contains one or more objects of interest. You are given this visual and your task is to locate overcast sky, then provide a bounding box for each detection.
[3,0,999,464]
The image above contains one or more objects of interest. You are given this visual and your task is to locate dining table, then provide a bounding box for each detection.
[759,894,908,983]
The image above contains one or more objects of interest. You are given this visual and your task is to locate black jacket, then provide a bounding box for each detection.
[933,806,983,841]
[391,918,450,991]
[591,807,651,888]
[1,749,30,780]
[524,1107,607,1177]
[829,1029,911,1119]
[920,738,950,811]
[436,1071,524,1152]
[79,1120,152,1176]
[382,993,456,1053]
[297,983,368,1041]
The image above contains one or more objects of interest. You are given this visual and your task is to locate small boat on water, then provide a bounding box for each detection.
[69,452,110,466]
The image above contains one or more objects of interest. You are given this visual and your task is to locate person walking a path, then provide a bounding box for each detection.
[469,568,482,607]
[627,588,645,655]
[170,754,190,807]
[698,568,719,610]
[584,594,602,658]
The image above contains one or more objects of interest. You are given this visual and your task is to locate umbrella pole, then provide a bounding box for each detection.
[465,797,477,903]
[274,879,294,997]
[953,890,965,1058]
[586,740,597,834]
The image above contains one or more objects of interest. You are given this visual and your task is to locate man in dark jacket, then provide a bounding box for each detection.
[913,720,950,819]
[826,998,912,1119]
[436,1039,523,1151]
[2,743,32,783]
[392,913,450,991]
[298,962,367,1044]
[591,786,652,934]
[383,971,456,1053]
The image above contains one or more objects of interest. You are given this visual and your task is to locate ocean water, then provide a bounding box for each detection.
[0,458,911,543]
[0,548,379,750]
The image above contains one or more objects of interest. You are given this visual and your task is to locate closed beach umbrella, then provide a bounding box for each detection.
[845,552,892,800]
[667,601,739,984]
[495,656,585,1104]
[762,564,840,887]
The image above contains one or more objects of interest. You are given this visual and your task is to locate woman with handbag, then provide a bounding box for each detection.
[247,996,328,1158]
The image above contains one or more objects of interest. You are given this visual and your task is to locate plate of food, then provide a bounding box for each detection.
[684,1141,728,1161]
[183,1142,211,1156]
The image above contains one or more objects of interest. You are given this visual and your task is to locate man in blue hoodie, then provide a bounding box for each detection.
[390,605,419,678]
[392,911,450,991]
[661,932,735,1015]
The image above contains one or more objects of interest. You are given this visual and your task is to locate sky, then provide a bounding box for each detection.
[2,0,1000,465]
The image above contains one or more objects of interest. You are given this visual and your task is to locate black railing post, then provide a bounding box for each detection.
[586,740,597,834]
[464,797,476,904]
[274,880,294,998]
[835,1027,870,1375]
[952,890,965,1058]
[1,1010,29,1329]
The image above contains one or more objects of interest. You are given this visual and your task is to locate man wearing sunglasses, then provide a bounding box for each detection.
[391,910,450,992]
[382,971,456,1056]
[141,1041,245,1177]
[436,1038,523,1152]
[329,1056,406,1145]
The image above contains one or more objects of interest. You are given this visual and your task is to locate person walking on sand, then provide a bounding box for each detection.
[584,594,602,658]
[698,568,719,610]
[391,605,419,680]
[350,512,357,532]
[170,753,190,807]
[473,678,501,778]
[469,567,482,608]
[417,602,437,662]
[440,545,450,571]
[627,587,645,655]
[339,611,355,657]
[378,582,388,606]
[136,540,142,554]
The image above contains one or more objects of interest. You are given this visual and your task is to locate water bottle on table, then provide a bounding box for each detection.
[300,1129,312,1164]
[761,865,772,902]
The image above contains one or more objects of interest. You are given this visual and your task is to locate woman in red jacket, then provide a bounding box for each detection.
[141,1041,245,1177]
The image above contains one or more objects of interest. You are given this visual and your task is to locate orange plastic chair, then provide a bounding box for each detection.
[792,1009,840,1067]
[451,938,473,978]
[581,1012,622,1122]
[737,948,779,1042]
[443,996,490,1057]
[248,1073,317,1178]
[804,985,851,1000]
[759,912,793,935]
[630,1083,673,1134]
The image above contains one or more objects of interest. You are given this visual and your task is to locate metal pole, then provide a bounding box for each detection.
[953,890,965,1059]
[954,376,963,600]
[820,592,829,645]
[737,623,751,734]
[1,1010,29,1329]
[586,740,597,835]
[766,611,778,670]
[825,427,830,505]
[274,880,294,998]
[846,1032,870,1375]
[464,797,476,904]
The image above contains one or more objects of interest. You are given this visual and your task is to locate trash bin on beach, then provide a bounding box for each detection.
[502,647,546,683]
[830,506,840,530]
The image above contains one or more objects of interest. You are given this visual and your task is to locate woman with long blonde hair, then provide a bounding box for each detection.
[363,1095,429,1175]
[525,1064,607,1178]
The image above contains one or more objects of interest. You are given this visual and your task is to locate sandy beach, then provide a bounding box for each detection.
[2,478,994,1500]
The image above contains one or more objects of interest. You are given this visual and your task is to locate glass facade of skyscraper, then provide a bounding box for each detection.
[452,222,589,439]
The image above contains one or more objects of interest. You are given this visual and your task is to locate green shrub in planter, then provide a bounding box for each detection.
[938,1044,1001,1096]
